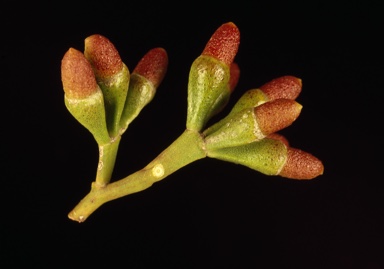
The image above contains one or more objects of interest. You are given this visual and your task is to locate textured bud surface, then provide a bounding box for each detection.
[228,62,240,92]
[255,99,302,135]
[280,148,324,179]
[260,76,302,101]
[202,22,240,66]
[267,133,290,147]
[84,34,123,78]
[133,48,168,89]
[61,48,98,99]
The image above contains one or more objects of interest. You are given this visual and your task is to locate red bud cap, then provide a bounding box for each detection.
[260,76,302,101]
[202,22,240,66]
[255,99,302,135]
[228,62,240,93]
[61,48,98,99]
[84,34,123,78]
[267,133,290,147]
[280,148,324,179]
[133,48,168,88]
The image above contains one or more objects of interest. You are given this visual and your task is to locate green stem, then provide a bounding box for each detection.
[68,129,206,222]
[95,136,122,187]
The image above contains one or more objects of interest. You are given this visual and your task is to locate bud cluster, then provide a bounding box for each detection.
[186,23,323,179]
[61,35,168,143]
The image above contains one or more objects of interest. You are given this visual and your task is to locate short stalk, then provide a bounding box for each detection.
[95,135,122,188]
[68,129,206,222]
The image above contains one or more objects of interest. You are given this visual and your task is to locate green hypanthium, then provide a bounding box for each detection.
[61,22,324,223]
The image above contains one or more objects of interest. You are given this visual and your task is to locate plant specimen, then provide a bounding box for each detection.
[61,22,324,223]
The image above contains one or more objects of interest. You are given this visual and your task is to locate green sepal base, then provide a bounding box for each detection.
[204,88,268,137]
[207,138,287,176]
[186,55,230,132]
[204,108,264,151]
[97,64,130,137]
[119,73,156,133]
[64,90,111,145]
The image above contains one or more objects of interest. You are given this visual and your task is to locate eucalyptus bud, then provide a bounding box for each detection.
[204,76,302,136]
[186,22,240,132]
[205,99,302,150]
[207,137,323,180]
[61,48,110,145]
[119,47,168,132]
[84,34,130,137]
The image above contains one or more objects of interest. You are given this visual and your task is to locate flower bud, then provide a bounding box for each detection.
[231,75,302,114]
[205,99,302,150]
[255,99,302,135]
[207,138,288,176]
[187,22,240,132]
[264,133,324,179]
[84,34,123,78]
[279,148,324,179]
[61,48,110,145]
[207,137,323,180]
[260,75,302,101]
[61,48,98,99]
[201,22,240,66]
[119,48,168,131]
[84,34,130,137]
[203,76,301,136]
[132,47,168,89]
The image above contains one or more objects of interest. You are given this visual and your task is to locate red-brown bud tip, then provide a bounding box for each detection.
[84,34,123,78]
[133,48,168,88]
[202,22,240,66]
[61,48,98,99]
[260,76,302,101]
[267,133,290,147]
[228,62,240,93]
[255,99,302,135]
[280,148,324,179]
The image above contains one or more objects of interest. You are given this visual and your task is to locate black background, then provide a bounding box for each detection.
[2,1,383,268]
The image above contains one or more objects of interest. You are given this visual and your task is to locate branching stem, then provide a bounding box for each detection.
[68,129,206,222]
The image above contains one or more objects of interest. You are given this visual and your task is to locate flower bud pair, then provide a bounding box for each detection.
[203,75,302,136]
